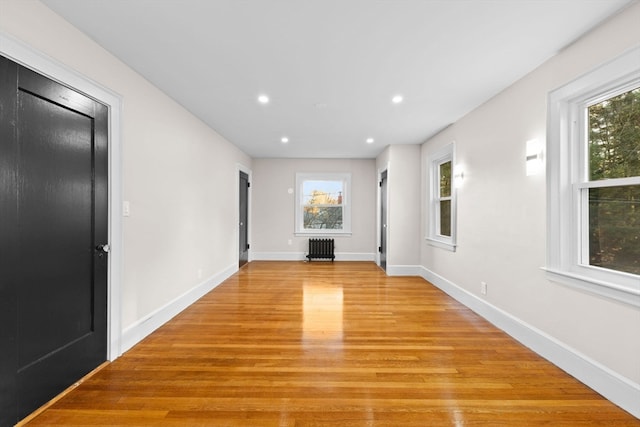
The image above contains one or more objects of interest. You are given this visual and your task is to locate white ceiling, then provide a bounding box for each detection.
[42,0,634,159]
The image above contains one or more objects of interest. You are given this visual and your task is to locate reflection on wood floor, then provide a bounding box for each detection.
[22,261,640,426]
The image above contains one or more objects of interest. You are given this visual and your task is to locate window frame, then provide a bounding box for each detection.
[426,144,457,252]
[546,46,640,307]
[295,172,352,236]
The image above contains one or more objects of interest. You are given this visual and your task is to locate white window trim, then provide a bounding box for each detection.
[546,45,640,308]
[295,172,352,236]
[426,143,457,252]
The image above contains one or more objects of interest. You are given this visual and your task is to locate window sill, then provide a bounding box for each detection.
[543,267,640,308]
[426,237,456,252]
[295,231,352,237]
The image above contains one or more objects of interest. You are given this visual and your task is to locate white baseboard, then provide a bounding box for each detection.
[419,266,640,419]
[252,252,375,261]
[251,251,306,261]
[120,262,237,353]
[386,264,421,276]
[336,252,375,261]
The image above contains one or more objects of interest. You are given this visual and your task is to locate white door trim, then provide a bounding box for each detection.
[377,165,389,269]
[1,32,124,361]
[236,163,252,264]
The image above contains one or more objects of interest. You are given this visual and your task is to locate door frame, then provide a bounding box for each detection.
[1,33,123,361]
[236,163,252,266]
[377,164,389,270]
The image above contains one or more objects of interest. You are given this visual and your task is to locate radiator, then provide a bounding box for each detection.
[306,238,335,262]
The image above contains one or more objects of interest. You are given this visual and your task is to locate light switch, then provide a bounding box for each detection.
[123,201,130,217]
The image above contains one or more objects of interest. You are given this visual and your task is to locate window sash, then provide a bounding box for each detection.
[575,177,640,190]
[303,205,344,230]
[302,180,345,205]
[578,85,640,184]
[437,199,452,237]
[303,203,344,210]
[577,182,640,271]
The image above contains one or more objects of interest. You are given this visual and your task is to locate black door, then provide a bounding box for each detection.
[379,170,388,272]
[239,171,249,268]
[0,56,108,424]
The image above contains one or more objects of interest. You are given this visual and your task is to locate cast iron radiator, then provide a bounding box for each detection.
[306,238,335,262]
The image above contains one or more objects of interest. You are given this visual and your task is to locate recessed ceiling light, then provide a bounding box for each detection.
[281,137,289,143]
[392,95,403,104]
[366,138,374,144]
[257,94,269,104]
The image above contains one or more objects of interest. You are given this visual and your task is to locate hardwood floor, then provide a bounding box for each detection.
[22,261,640,426]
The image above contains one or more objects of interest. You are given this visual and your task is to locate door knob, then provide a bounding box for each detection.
[96,244,110,253]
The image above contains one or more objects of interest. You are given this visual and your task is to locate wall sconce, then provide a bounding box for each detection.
[454,170,464,188]
[526,139,543,176]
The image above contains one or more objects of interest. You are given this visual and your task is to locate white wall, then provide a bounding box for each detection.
[421,0,640,406]
[375,145,421,273]
[0,0,252,350]
[251,158,376,260]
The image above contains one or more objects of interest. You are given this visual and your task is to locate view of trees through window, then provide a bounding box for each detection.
[588,86,640,275]
[439,161,452,237]
[302,180,344,230]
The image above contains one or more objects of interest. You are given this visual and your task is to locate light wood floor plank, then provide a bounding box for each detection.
[22,261,640,426]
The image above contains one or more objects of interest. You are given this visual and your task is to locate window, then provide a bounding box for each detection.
[585,87,640,275]
[427,144,457,251]
[295,173,351,235]
[547,46,640,307]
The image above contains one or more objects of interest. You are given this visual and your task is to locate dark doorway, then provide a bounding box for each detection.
[379,170,388,272]
[0,56,108,424]
[239,171,249,268]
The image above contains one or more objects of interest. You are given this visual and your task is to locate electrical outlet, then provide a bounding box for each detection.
[287,239,292,245]
[480,281,487,295]
[197,269,203,279]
